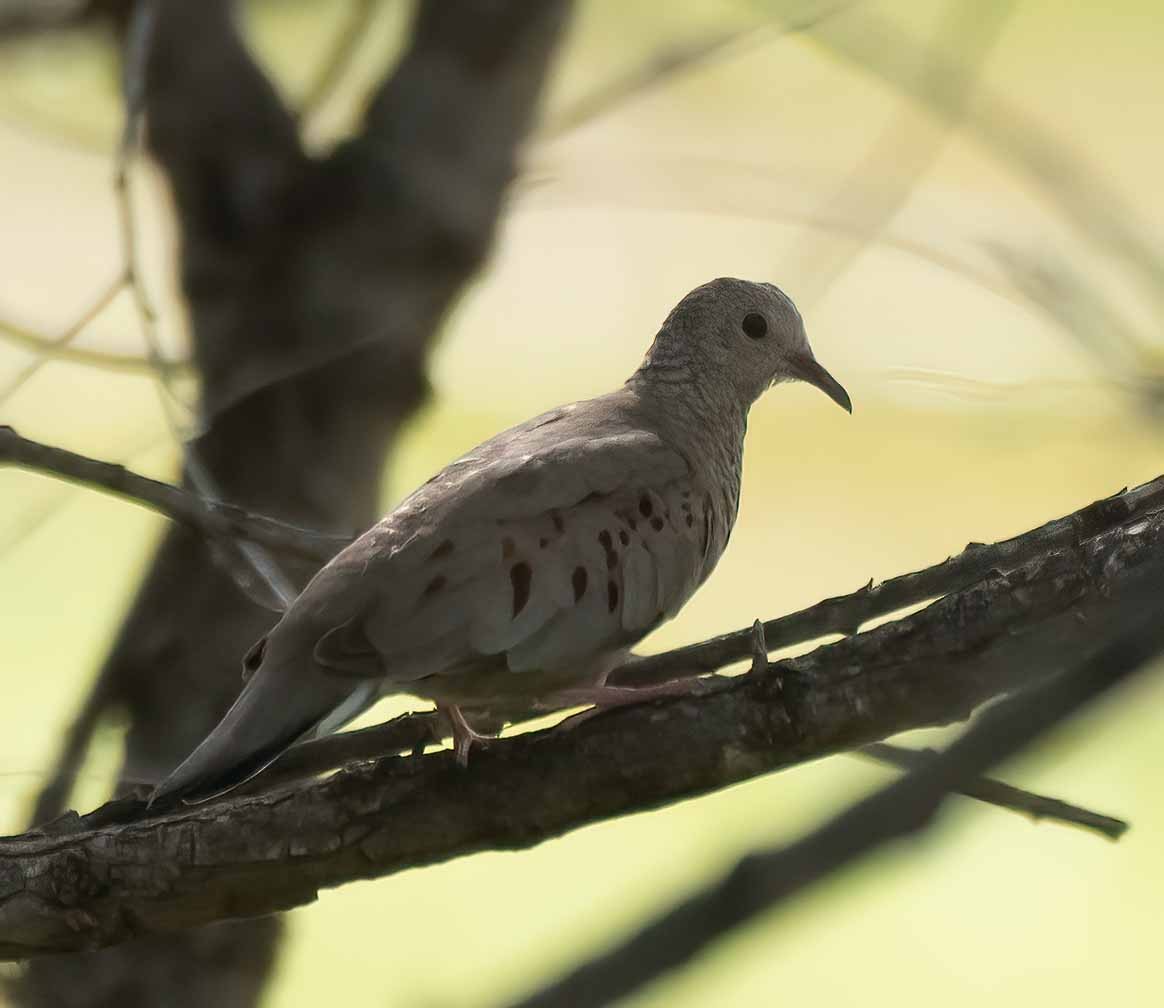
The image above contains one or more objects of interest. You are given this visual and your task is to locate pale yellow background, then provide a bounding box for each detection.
[1,2,1162,1005]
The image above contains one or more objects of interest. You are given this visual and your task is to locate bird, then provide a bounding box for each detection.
[150,277,851,805]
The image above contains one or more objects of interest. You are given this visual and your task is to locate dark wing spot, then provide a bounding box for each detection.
[650,516,665,532]
[501,537,516,559]
[686,513,694,527]
[572,566,588,602]
[638,495,653,517]
[539,537,549,549]
[551,511,565,533]
[422,574,447,597]
[607,580,619,613]
[619,529,629,546]
[598,529,619,569]
[430,539,455,560]
[510,562,532,617]
[627,517,637,531]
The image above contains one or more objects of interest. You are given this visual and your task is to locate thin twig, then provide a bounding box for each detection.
[858,742,1127,840]
[0,316,162,377]
[541,26,763,140]
[0,426,350,561]
[540,2,860,142]
[623,473,1164,683]
[115,0,299,610]
[509,608,1164,1008]
[800,6,1164,343]
[0,275,141,407]
[245,711,441,794]
[115,0,193,434]
[793,0,1017,308]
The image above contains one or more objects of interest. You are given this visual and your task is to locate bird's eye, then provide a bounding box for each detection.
[742,312,768,340]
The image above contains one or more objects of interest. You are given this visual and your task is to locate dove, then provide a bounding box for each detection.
[151,277,851,804]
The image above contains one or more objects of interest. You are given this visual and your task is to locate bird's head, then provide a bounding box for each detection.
[640,277,852,413]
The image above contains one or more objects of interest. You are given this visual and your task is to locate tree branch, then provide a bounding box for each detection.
[858,742,1128,840]
[0,426,350,562]
[239,711,1130,842]
[511,605,1163,1008]
[0,488,1158,958]
[625,472,1164,682]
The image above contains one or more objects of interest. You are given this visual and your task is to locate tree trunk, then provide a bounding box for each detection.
[9,2,569,1004]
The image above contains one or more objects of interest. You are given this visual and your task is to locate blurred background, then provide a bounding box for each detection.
[1,0,1162,1005]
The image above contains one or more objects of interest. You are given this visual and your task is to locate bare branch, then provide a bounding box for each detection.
[624,473,1164,682]
[793,0,1017,307]
[540,25,763,141]
[115,0,194,433]
[858,742,1128,840]
[0,426,350,561]
[799,6,1164,338]
[245,700,1128,842]
[0,490,1158,957]
[0,278,183,400]
[511,608,1163,1008]
[540,1,860,142]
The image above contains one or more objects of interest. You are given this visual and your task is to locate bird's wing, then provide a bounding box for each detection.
[150,410,714,803]
[305,426,712,694]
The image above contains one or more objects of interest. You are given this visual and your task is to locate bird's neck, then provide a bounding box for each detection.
[624,368,748,484]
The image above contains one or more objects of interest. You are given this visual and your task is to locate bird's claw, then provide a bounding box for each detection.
[442,704,491,767]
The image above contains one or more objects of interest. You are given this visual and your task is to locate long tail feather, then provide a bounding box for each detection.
[150,659,357,806]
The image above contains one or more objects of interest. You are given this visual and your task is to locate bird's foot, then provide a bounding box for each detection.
[440,704,492,768]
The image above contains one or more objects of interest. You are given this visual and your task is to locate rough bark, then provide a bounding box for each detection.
[0,491,1158,959]
[9,1,569,1004]
[510,603,1164,1008]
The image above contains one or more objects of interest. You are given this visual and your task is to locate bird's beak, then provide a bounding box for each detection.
[786,355,852,413]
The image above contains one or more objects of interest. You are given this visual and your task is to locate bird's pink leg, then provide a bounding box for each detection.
[542,677,716,712]
[440,704,492,767]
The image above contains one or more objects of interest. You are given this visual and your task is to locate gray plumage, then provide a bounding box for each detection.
[152,278,851,804]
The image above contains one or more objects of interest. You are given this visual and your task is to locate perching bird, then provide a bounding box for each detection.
[151,278,851,804]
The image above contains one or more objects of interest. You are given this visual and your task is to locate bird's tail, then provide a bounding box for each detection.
[149,657,359,807]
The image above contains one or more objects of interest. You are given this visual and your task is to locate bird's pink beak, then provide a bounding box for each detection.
[786,355,852,413]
